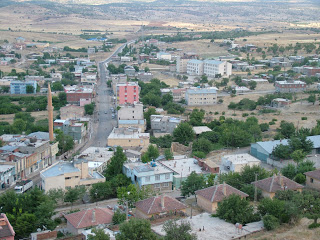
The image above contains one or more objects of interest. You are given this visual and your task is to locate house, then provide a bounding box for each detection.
[0,213,15,240]
[304,169,320,190]
[81,72,97,85]
[271,98,291,108]
[220,153,260,173]
[64,86,94,105]
[187,59,204,75]
[0,165,15,189]
[171,88,186,102]
[150,115,182,135]
[123,161,173,191]
[250,135,320,162]
[124,66,136,76]
[107,127,149,148]
[40,160,105,192]
[87,48,95,54]
[10,80,37,94]
[275,80,306,93]
[156,52,171,61]
[137,72,153,82]
[54,119,86,143]
[60,105,85,120]
[116,82,140,104]
[31,230,57,240]
[195,183,249,213]
[135,194,187,219]
[159,156,205,189]
[50,73,62,81]
[111,74,127,93]
[185,88,217,106]
[64,208,113,235]
[251,174,304,198]
[203,60,232,77]
[118,103,144,121]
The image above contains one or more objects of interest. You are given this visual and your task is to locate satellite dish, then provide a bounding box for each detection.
[37,228,42,232]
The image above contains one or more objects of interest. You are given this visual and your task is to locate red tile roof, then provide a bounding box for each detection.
[252,174,304,193]
[64,208,113,229]
[195,183,248,203]
[135,195,187,215]
[304,169,320,180]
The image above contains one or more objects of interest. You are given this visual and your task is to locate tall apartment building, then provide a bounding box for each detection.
[54,119,87,143]
[116,82,139,105]
[107,127,149,148]
[176,53,198,73]
[64,86,94,106]
[203,60,232,77]
[10,80,37,94]
[185,88,217,106]
[117,103,146,132]
[150,115,182,135]
[187,59,204,75]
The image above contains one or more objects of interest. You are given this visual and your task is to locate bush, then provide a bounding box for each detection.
[269,121,275,125]
[260,123,269,132]
[112,209,126,225]
[308,222,320,229]
[272,118,278,122]
[214,111,219,115]
[301,117,308,120]
[222,111,225,115]
[294,173,306,184]
[263,215,280,231]
[192,151,206,159]
[242,113,249,117]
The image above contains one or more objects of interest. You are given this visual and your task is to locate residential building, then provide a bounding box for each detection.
[107,127,149,148]
[275,80,306,93]
[118,120,146,132]
[137,72,153,82]
[220,153,260,173]
[250,135,320,162]
[31,230,57,240]
[118,103,144,121]
[64,208,113,235]
[54,119,87,143]
[157,52,171,61]
[40,160,105,192]
[123,161,173,191]
[187,59,204,75]
[0,213,15,240]
[304,67,320,77]
[135,194,187,219]
[116,82,140,105]
[304,169,320,191]
[195,183,248,213]
[203,60,232,77]
[50,72,62,81]
[0,165,15,189]
[64,86,94,105]
[110,74,127,93]
[171,88,186,102]
[139,54,150,61]
[60,105,85,120]
[81,72,97,85]
[252,174,303,198]
[185,88,217,106]
[10,80,37,94]
[150,115,182,135]
[146,39,159,46]
[159,156,205,189]
[87,47,95,54]
[176,53,198,73]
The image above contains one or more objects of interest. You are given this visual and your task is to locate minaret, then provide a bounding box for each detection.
[48,84,54,142]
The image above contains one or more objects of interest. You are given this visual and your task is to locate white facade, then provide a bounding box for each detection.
[185,88,217,106]
[220,153,261,173]
[176,56,189,73]
[117,103,144,121]
[203,60,232,77]
[187,59,204,76]
[157,52,172,61]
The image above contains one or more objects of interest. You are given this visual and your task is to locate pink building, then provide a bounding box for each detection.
[0,213,15,240]
[116,82,139,104]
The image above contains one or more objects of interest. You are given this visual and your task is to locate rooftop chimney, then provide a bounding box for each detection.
[92,210,96,223]
[161,195,165,210]
[223,182,227,196]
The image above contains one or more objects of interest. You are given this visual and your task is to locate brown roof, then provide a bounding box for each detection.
[195,183,248,203]
[0,224,13,238]
[64,208,113,229]
[305,169,320,180]
[252,174,304,193]
[0,214,15,238]
[135,195,187,215]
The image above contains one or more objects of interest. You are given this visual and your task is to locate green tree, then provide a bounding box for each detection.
[173,122,195,146]
[161,94,173,106]
[308,94,316,105]
[107,80,112,87]
[104,147,127,180]
[248,81,257,90]
[116,218,157,240]
[90,182,113,201]
[192,138,212,155]
[64,186,86,208]
[88,228,110,240]
[296,160,316,175]
[281,164,296,179]
[163,220,197,240]
[272,144,291,160]
[144,108,158,130]
[218,172,243,190]
[51,81,64,91]
[240,165,270,185]
[294,190,320,225]
[14,213,37,239]
[144,67,150,72]
[85,103,95,115]
[277,121,295,139]
[141,145,159,163]
[189,109,205,126]
[181,171,206,198]
[47,188,65,204]
[112,209,126,225]
[117,184,154,208]
[263,215,280,231]
[164,148,173,160]
[294,173,306,184]
[216,194,259,224]
[291,149,307,164]
[54,129,74,154]
[26,85,35,94]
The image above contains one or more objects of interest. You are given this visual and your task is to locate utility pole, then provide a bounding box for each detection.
[254,173,258,203]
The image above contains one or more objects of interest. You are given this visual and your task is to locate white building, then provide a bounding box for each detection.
[185,88,217,106]
[156,52,172,61]
[220,153,261,173]
[187,59,204,76]
[203,60,232,77]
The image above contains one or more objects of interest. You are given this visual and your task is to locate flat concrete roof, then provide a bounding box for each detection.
[159,158,203,178]
[152,213,264,240]
[193,126,212,135]
[41,161,80,178]
[222,153,261,164]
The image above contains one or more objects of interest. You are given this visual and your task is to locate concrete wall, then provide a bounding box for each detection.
[107,137,149,148]
[306,176,320,190]
[118,104,144,121]
[43,175,65,192]
[196,195,218,213]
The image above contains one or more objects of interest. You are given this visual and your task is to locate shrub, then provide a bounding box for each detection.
[272,118,278,122]
[263,215,280,231]
[308,223,320,229]
[269,121,275,125]
[232,113,237,116]
[250,112,256,115]
[112,209,126,225]
[192,151,206,159]
[222,111,225,115]
[301,117,308,120]
[294,173,306,184]
[242,113,249,117]
[214,111,219,115]
[260,123,269,132]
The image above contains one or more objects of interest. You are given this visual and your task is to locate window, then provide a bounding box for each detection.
[311,178,314,183]
[65,177,71,180]
[155,174,160,180]
[165,173,170,179]
[145,176,150,182]
[154,183,160,188]
[162,182,169,187]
